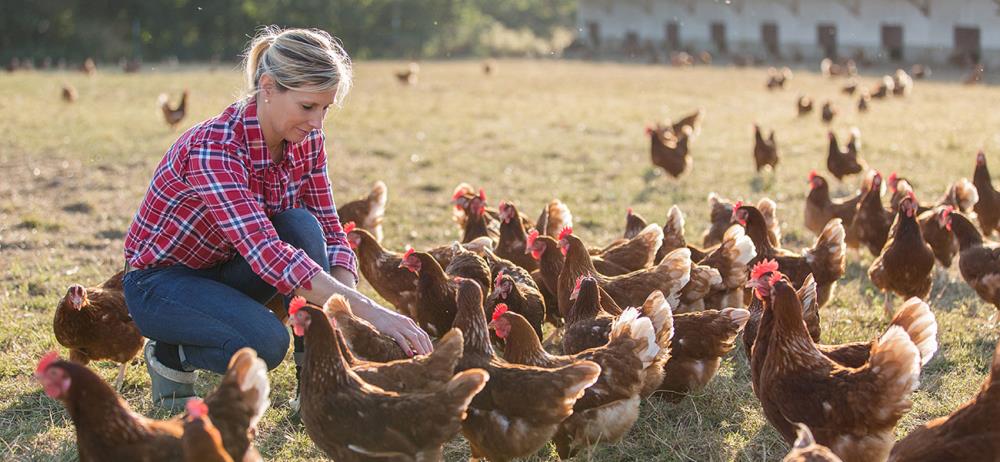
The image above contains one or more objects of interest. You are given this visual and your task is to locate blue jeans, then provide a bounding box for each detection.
[123,208,328,373]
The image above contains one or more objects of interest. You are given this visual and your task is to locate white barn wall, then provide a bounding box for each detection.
[576,0,1000,65]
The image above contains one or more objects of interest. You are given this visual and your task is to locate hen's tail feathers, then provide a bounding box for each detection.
[663,205,687,251]
[611,307,660,366]
[323,294,353,316]
[952,178,980,212]
[792,423,817,450]
[635,223,665,259]
[463,236,495,254]
[639,290,675,349]
[444,368,489,415]
[756,198,782,246]
[368,181,388,207]
[554,361,602,405]
[870,326,922,405]
[804,218,846,285]
[719,224,757,289]
[427,329,465,371]
[367,181,388,228]
[797,274,821,342]
[224,348,271,432]
[681,266,722,305]
[708,192,722,207]
[545,199,574,238]
[849,127,862,150]
[890,298,939,366]
[656,248,693,295]
[721,308,751,334]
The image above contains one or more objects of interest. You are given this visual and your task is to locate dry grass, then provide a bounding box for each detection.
[1,59,998,461]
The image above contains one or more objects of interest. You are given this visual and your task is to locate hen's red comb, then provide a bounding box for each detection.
[627,207,633,216]
[478,188,487,202]
[750,259,779,281]
[402,247,415,260]
[888,172,898,188]
[558,226,573,241]
[492,303,509,322]
[289,296,308,316]
[451,188,467,202]
[494,270,505,287]
[808,170,818,181]
[767,271,783,288]
[36,351,59,376]
[527,229,539,247]
[343,222,356,234]
[907,190,917,202]
[574,275,585,291]
[733,200,744,210]
[186,398,208,419]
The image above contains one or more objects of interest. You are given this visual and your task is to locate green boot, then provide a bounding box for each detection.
[144,341,197,410]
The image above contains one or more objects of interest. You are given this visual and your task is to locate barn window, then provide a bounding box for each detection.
[762,23,779,56]
[817,24,837,58]
[954,26,981,64]
[711,22,727,53]
[881,24,903,61]
[624,31,641,57]
[666,21,681,50]
[587,21,601,48]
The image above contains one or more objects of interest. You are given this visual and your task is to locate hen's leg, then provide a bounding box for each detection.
[883,292,894,319]
[114,362,127,391]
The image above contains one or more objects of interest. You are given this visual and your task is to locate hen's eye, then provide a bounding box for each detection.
[302,104,314,110]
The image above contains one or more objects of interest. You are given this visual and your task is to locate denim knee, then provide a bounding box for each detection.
[272,208,328,270]
[248,324,291,370]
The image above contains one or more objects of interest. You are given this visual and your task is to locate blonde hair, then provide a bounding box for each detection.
[242,26,353,106]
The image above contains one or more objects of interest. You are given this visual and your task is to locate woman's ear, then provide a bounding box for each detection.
[258,74,276,99]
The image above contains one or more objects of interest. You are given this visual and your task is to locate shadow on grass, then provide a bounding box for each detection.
[0,389,78,461]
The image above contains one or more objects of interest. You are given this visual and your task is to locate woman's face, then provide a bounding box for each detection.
[259,75,337,147]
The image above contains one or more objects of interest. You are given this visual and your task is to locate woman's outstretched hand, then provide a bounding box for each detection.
[297,269,433,356]
[362,305,433,356]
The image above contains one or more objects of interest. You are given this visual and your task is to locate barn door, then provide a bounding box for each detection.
[817,24,837,58]
[711,22,727,53]
[762,23,779,56]
[588,21,601,48]
[881,24,903,60]
[666,21,680,50]
[624,31,641,57]
[954,26,981,63]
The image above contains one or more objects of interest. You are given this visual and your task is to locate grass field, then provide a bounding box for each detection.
[2,59,1000,461]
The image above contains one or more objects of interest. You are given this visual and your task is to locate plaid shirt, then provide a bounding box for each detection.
[125,98,357,294]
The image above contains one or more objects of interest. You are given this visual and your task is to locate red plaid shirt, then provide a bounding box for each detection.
[125,98,357,294]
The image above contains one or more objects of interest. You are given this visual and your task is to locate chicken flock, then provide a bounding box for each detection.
[38,62,1000,461]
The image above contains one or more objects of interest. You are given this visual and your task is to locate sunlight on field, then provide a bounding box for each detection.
[1,59,999,461]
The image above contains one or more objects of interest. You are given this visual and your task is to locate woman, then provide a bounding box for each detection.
[123,26,431,409]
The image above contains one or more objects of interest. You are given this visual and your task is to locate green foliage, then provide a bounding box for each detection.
[0,0,577,62]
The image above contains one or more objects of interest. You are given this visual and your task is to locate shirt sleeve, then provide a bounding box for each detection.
[184,142,322,295]
[298,139,359,285]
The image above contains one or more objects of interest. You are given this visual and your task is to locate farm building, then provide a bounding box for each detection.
[576,0,1000,66]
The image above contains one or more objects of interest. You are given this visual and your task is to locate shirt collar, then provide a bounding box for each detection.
[242,97,295,171]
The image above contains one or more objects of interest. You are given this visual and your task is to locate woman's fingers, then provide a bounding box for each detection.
[405,318,433,355]
[389,332,414,357]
